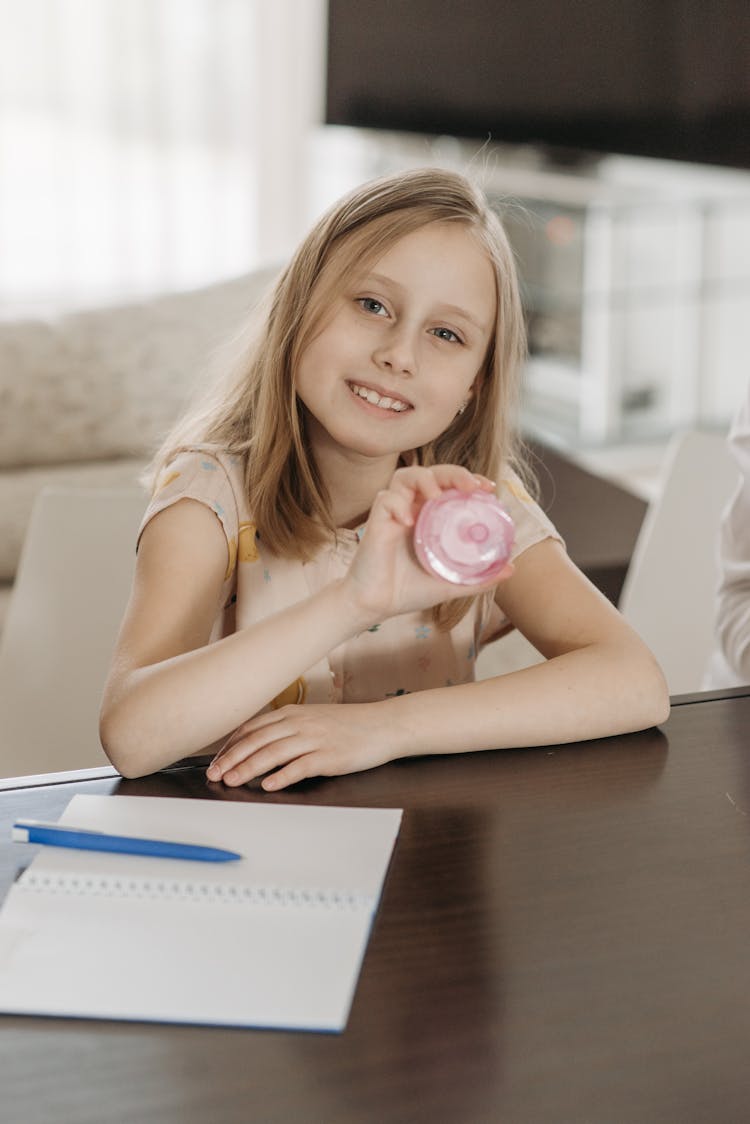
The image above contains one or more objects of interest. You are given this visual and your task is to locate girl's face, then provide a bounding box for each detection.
[294,221,496,465]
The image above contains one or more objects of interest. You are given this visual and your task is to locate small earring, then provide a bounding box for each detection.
[457,400,468,415]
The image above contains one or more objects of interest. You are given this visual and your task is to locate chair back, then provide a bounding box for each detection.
[619,429,737,696]
[0,487,145,783]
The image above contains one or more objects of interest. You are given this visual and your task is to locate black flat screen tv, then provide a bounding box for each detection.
[326,0,750,170]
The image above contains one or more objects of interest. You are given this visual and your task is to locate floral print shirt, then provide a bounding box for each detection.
[139,447,563,708]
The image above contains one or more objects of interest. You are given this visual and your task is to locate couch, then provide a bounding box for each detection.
[0,265,280,633]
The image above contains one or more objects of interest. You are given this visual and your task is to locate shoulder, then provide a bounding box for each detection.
[140,445,250,550]
[152,445,246,501]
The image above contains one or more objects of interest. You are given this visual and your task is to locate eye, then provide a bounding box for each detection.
[357,297,388,316]
[430,326,463,344]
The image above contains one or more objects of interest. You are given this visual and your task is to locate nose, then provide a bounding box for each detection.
[372,324,416,376]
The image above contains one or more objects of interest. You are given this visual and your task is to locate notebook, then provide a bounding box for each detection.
[0,795,402,1032]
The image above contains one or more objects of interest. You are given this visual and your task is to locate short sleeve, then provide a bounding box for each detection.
[138,448,241,579]
[498,468,564,560]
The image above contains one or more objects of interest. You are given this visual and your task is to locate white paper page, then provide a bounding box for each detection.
[0,796,402,1030]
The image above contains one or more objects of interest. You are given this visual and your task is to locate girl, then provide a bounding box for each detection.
[100,168,669,788]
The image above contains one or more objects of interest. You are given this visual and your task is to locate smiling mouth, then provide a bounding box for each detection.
[347,382,412,413]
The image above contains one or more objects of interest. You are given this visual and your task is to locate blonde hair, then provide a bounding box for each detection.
[153,167,530,627]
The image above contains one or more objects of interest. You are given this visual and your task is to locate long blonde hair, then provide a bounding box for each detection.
[153,167,530,625]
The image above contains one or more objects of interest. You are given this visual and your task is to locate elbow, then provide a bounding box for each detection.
[99,703,154,780]
[639,649,671,729]
[609,634,670,733]
[99,687,208,779]
[650,680,672,728]
[99,666,180,779]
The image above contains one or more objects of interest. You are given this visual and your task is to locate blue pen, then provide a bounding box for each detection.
[11,819,243,863]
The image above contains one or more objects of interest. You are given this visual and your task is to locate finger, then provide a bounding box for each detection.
[389,466,443,506]
[213,727,250,758]
[472,473,497,491]
[210,705,297,763]
[206,719,296,780]
[390,466,442,500]
[394,463,486,501]
[368,486,417,528]
[261,753,323,792]
[208,738,247,774]
[219,734,311,787]
[427,464,490,493]
[377,471,444,529]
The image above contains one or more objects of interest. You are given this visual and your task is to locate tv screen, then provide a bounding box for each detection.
[326,0,750,170]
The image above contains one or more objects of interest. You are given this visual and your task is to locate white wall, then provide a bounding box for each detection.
[0,0,327,316]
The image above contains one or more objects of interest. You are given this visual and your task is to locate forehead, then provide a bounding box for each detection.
[355,222,496,328]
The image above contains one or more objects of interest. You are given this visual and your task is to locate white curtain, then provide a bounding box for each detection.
[0,0,326,316]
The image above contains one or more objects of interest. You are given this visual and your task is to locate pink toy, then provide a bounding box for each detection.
[413,489,515,585]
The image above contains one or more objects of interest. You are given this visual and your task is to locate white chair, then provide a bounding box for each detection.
[0,487,146,784]
[618,429,737,696]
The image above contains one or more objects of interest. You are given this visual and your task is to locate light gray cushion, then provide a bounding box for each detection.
[0,266,279,469]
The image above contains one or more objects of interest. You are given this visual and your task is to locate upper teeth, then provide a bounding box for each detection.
[349,383,409,411]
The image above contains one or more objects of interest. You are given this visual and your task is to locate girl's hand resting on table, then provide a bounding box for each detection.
[340,463,513,624]
[206,703,391,791]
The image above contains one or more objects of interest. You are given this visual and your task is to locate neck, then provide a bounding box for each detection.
[311,436,402,529]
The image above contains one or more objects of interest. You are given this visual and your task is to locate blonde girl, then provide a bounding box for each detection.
[100,168,669,788]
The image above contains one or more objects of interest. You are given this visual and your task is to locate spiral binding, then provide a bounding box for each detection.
[18,870,372,911]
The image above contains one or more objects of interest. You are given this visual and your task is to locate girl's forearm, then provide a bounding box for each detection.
[383,639,670,759]
[100,579,373,778]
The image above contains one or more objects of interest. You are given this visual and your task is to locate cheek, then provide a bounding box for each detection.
[424,384,473,431]
[430,357,482,406]
[297,322,351,378]
[294,334,330,393]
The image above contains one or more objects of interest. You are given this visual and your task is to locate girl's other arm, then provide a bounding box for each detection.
[208,537,669,791]
[390,537,670,755]
[99,500,374,778]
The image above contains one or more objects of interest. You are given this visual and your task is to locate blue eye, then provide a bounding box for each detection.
[358,297,387,316]
[431,327,463,344]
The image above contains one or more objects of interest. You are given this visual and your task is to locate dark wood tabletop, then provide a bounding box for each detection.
[1,689,749,1124]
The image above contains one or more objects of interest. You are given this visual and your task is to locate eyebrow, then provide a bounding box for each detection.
[361,272,491,333]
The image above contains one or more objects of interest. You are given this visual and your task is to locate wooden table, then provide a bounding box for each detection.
[2,689,750,1123]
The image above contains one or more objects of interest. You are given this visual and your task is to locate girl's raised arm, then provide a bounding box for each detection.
[99,499,374,778]
[100,464,496,778]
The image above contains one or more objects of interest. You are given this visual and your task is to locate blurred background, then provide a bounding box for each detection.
[1,0,749,452]
[0,0,326,315]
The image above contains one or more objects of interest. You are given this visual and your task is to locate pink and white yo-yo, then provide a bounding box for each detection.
[413,489,515,585]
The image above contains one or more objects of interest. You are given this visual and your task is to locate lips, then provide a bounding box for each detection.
[347,381,412,412]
